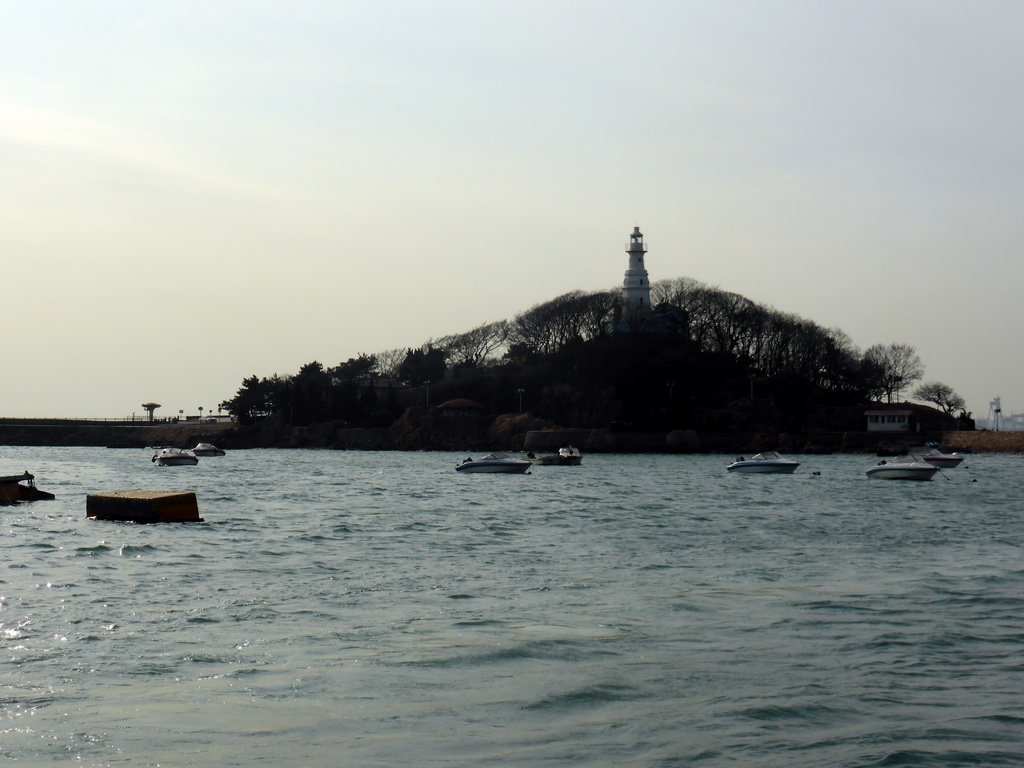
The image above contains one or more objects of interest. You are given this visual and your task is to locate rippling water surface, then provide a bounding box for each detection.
[2,447,1022,767]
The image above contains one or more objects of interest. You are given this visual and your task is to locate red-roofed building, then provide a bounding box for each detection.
[437,399,485,417]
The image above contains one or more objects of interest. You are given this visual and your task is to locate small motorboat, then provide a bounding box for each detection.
[726,451,800,474]
[455,453,532,474]
[921,449,964,468]
[192,442,226,457]
[529,445,582,466]
[866,455,938,481]
[0,472,55,504]
[152,448,199,466]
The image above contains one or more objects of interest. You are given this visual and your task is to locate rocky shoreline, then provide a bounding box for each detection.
[0,416,1019,454]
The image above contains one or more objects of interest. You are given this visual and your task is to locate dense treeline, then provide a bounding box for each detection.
[221,277,941,431]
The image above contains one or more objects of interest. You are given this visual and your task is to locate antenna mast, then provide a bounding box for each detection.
[988,397,1002,431]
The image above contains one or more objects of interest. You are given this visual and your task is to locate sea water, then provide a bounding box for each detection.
[1,447,1022,767]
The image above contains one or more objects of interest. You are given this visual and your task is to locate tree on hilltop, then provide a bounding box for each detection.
[863,343,924,402]
[373,348,407,379]
[329,354,377,382]
[397,346,447,385]
[292,361,332,425]
[652,276,872,399]
[223,373,288,424]
[436,320,510,369]
[913,381,965,415]
[508,289,617,358]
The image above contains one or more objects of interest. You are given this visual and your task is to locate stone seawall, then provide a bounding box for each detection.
[940,431,1024,453]
[0,422,238,448]
[525,429,1017,454]
[1,420,1016,453]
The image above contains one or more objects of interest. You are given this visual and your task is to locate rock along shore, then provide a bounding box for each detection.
[0,418,1015,454]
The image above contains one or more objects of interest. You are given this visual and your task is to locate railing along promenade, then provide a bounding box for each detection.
[0,417,172,427]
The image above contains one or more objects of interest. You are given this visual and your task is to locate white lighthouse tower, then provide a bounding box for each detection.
[622,225,651,309]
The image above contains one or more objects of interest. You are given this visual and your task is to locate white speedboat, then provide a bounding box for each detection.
[193,442,226,457]
[866,456,938,480]
[152,448,199,466]
[921,449,964,468]
[529,445,582,466]
[726,451,800,474]
[455,453,532,474]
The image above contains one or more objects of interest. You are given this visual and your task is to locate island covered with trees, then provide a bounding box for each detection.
[218,277,970,451]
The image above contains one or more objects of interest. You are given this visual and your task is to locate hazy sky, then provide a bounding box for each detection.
[4,1,1023,421]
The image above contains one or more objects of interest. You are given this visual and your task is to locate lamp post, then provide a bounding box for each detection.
[516,388,524,414]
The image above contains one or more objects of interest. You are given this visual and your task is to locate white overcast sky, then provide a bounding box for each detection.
[3,1,1022,420]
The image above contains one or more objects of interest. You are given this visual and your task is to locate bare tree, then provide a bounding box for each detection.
[652,277,860,390]
[509,290,617,357]
[815,328,864,392]
[651,276,708,308]
[509,298,561,357]
[372,348,407,379]
[913,381,965,414]
[437,320,510,368]
[576,289,619,338]
[863,343,925,402]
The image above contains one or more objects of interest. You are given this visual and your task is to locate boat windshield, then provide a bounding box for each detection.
[886,455,918,464]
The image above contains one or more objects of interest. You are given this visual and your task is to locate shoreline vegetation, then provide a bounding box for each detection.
[214,278,974,452]
[0,418,1020,454]
[5,276,974,457]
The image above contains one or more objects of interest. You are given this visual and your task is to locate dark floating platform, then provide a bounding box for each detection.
[86,490,203,523]
[0,472,55,505]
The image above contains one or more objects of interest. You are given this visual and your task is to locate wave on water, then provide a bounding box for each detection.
[2,448,1023,767]
[523,682,640,711]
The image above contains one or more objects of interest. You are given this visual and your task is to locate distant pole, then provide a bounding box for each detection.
[517,388,524,413]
